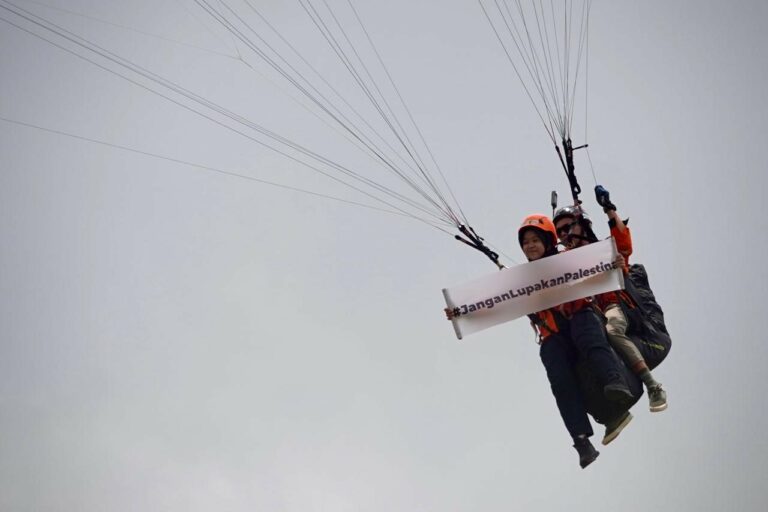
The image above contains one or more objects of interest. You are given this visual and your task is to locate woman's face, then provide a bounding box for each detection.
[521,229,546,261]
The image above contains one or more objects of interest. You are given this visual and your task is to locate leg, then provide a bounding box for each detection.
[604,304,647,371]
[605,304,668,412]
[569,308,628,389]
[539,334,593,439]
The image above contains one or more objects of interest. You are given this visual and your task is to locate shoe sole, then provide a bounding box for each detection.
[602,412,633,446]
[650,402,668,413]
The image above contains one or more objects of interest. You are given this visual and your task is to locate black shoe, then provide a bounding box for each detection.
[603,382,633,403]
[573,437,600,469]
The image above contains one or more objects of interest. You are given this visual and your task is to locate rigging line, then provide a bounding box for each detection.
[16,0,238,60]
[347,0,469,224]
[297,0,460,224]
[172,0,243,57]
[478,0,556,144]
[497,1,552,127]
[485,241,518,266]
[584,1,589,143]
[320,0,438,194]
[197,0,407,171]
[0,4,455,226]
[232,48,413,186]
[574,0,591,137]
[558,0,567,139]
[548,0,565,132]
[583,4,597,187]
[227,50,463,221]
[236,0,432,189]
[563,0,575,139]
[1,7,440,224]
[516,0,564,136]
[0,114,441,221]
[585,147,598,186]
[567,0,591,137]
[561,0,568,138]
[302,0,433,190]
[333,0,462,225]
[345,0,470,227]
[199,0,435,197]
[530,0,568,137]
[301,0,438,198]
[532,0,565,130]
[509,0,563,135]
[198,0,457,224]
[298,3,460,227]
[500,0,563,138]
[209,0,247,59]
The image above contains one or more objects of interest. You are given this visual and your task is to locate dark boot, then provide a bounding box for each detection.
[573,436,600,469]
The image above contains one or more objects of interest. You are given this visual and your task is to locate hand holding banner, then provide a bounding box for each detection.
[442,239,624,339]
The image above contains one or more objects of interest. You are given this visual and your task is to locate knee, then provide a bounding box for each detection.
[605,316,624,337]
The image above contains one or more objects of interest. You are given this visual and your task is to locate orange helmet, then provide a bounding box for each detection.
[518,213,558,248]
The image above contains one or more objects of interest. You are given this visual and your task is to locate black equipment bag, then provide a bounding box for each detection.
[623,264,672,370]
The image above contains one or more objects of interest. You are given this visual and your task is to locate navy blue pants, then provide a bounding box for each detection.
[539,308,631,438]
[540,333,593,438]
[569,308,627,387]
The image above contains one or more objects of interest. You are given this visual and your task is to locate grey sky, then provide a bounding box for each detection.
[2,1,768,511]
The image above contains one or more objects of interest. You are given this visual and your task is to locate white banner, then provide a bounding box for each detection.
[442,239,624,339]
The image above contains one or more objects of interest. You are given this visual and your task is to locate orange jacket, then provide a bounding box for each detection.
[596,222,634,309]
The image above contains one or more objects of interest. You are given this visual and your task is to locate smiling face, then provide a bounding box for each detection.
[521,229,546,261]
[555,216,584,249]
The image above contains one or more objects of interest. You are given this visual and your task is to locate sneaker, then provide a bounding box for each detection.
[602,411,633,446]
[573,437,600,469]
[603,382,633,403]
[648,384,668,412]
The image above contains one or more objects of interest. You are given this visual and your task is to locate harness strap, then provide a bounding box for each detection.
[455,224,505,269]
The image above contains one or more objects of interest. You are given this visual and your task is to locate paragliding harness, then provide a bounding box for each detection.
[526,300,602,345]
[527,310,569,345]
[618,264,672,370]
[549,146,671,370]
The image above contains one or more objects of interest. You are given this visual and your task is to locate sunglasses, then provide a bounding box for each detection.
[556,222,577,236]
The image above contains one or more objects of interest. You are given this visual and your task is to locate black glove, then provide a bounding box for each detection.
[594,185,616,212]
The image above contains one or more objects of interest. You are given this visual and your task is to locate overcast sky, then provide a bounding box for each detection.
[2,1,768,511]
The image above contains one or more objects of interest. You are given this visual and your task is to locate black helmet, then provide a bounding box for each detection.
[553,205,590,226]
[553,205,598,244]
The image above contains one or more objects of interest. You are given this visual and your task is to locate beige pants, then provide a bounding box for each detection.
[604,303,646,369]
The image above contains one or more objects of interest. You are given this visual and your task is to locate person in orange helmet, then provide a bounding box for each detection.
[518,214,633,468]
[553,187,668,414]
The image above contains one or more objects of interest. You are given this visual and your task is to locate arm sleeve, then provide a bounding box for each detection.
[610,225,633,263]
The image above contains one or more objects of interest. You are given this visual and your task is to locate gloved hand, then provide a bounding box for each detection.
[594,185,616,212]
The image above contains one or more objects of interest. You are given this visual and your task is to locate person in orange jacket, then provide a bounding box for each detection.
[553,186,668,413]
[519,214,633,468]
